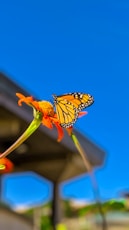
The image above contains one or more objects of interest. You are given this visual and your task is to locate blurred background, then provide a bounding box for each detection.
[0,0,129,229]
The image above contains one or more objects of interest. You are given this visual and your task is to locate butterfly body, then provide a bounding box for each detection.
[53,92,94,128]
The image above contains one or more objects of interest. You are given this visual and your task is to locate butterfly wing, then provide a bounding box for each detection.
[53,93,94,128]
[53,95,79,128]
[59,93,94,110]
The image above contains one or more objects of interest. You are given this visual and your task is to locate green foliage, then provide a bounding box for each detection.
[40,215,53,230]
[78,199,126,216]
[63,200,73,217]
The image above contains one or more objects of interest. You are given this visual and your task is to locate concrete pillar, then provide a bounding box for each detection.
[51,182,61,230]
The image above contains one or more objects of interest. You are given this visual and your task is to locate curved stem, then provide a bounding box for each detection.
[0,112,42,159]
[71,132,107,230]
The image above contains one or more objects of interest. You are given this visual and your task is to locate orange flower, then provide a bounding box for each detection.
[16,93,64,141]
[0,158,14,174]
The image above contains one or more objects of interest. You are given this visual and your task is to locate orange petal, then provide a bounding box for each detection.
[16,93,33,106]
[66,127,73,136]
[54,122,64,142]
[31,100,41,111]
[42,116,53,129]
[78,111,88,117]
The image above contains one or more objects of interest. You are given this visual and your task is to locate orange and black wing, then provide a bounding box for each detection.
[53,94,79,128]
[58,93,94,110]
[53,92,94,128]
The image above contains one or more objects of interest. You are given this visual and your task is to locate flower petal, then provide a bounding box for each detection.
[66,127,73,136]
[78,111,88,117]
[16,93,33,106]
[42,116,53,129]
[54,122,64,142]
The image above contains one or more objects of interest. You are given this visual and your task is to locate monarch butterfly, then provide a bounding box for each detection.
[53,92,94,128]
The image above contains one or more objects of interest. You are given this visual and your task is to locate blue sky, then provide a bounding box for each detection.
[0,0,129,207]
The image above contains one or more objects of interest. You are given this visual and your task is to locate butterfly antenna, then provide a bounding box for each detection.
[52,94,57,99]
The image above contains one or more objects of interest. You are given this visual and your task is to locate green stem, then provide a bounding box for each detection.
[0,111,42,159]
[71,133,92,172]
[71,131,107,230]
